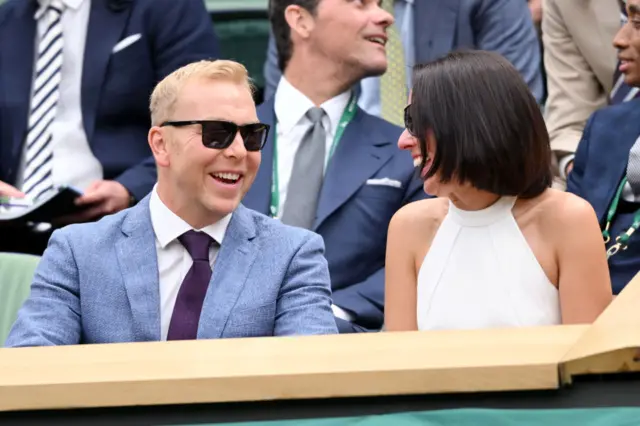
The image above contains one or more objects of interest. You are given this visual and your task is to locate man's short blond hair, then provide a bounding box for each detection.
[149,59,254,126]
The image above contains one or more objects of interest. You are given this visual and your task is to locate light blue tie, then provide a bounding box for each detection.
[22,0,65,201]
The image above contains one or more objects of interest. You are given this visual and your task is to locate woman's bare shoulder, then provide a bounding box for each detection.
[535,189,599,230]
[389,197,449,235]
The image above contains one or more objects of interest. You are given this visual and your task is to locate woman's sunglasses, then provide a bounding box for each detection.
[403,105,414,135]
[160,120,270,152]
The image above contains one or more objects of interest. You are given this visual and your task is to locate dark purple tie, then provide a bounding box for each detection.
[167,230,215,340]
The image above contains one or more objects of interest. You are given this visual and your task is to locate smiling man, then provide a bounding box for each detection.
[5,60,338,347]
[567,0,640,296]
[243,0,425,333]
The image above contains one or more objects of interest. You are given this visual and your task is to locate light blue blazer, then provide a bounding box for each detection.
[4,197,338,347]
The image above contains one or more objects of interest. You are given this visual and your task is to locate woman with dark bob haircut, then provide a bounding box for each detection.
[385,50,612,331]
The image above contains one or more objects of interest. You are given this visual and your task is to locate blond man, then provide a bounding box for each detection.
[5,60,338,348]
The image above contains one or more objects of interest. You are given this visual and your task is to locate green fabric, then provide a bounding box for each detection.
[212,18,270,90]
[185,408,640,426]
[204,0,267,12]
[0,252,39,345]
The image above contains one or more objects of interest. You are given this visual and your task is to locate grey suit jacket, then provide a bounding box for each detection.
[263,0,544,103]
[5,197,338,347]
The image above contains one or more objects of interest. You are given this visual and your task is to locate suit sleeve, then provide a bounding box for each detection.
[115,0,220,201]
[262,29,282,102]
[474,0,544,103]
[331,170,428,331]
[566,111,597,197]
[274,233,339,336]
[541,0,608,156]
[4,230,82,347]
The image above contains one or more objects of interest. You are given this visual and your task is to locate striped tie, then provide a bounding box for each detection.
[379,0,407,127]
[22,1,65,201]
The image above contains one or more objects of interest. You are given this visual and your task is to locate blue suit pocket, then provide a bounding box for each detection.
[357,183,403,200]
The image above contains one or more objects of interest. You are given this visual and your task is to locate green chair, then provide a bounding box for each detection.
[206,0,270,104]
[0,252,40,345]
[213,18,270,93]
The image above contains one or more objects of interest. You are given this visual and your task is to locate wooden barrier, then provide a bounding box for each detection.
[1,274,639,413]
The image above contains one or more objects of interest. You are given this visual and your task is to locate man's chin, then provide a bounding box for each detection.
[361,63,389,79]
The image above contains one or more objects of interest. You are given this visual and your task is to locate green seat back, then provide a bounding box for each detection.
[0,252,40,345]
[213,18,270,95]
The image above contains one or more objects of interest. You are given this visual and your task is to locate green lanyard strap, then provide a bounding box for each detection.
[603,176,640,259]
[269,93,358,218]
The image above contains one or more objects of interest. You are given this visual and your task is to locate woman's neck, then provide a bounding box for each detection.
[448,187,501,211]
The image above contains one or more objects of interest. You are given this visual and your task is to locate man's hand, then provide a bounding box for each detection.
[565,160,574,176]
[528,0,542,25]
[0,181,26,198]
[54,180,131,225]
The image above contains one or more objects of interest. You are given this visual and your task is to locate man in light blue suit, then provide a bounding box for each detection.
[263,0,545,109]
[243,0,426,333]
[5,59,338,347]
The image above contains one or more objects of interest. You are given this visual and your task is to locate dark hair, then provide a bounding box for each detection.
[269,0,321,72]
[409,50,552,198]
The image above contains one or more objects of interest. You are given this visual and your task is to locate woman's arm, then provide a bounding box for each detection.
[556,195,613,324]
[384,207,420,331]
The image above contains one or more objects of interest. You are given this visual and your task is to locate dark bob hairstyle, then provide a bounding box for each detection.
[408,50,552,198]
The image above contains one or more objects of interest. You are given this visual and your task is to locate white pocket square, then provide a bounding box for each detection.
[112,34,142,54]
[366,178,402,188]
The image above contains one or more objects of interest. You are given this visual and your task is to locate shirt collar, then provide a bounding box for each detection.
[35,0,85,19]
[149,186,232,249]
[274,77,352,136]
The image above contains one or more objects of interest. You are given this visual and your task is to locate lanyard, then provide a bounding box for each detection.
[269,93,358,218]
[603,176,640,258]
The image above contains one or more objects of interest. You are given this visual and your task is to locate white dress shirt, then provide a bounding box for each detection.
[149,187,232,340]
[273,77,351,215]
[273,77,354,323]
[16,0,103,193]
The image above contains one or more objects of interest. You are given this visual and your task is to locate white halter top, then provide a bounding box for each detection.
[416,197,561,330]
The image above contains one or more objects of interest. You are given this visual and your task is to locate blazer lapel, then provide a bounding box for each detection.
[115,196,162,341]
[593,108,640,222]
[197,205,259,339]
[242,100,275,215]
[81,0,132,141]
[1,1,37,171]
[313,110,397,230]
[414,0,460,64]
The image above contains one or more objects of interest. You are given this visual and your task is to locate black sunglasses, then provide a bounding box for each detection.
[161,120,270,152]
[403,105,414,134]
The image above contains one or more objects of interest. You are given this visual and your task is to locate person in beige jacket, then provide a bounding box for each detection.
[542,0,621,183]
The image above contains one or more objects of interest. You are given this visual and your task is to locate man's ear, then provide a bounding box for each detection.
[148,126,170,168]
[284,4,316,40]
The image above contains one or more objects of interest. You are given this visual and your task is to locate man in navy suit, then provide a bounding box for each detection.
[242,0,426,333]
[567,0,640,295]
[0,0,219,254]
[263,0,545,112]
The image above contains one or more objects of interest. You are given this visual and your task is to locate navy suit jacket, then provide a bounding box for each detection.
[567,99,640,294]
[263,0,543,103]
[0,0,219,201]
[243,98,426,332]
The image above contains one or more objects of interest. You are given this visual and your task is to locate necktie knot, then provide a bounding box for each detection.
[178,230,213,262]
[306,107,325,125]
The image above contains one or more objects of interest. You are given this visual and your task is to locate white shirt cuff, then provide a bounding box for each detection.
[332,304,355,323]
[558,154,576,179]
